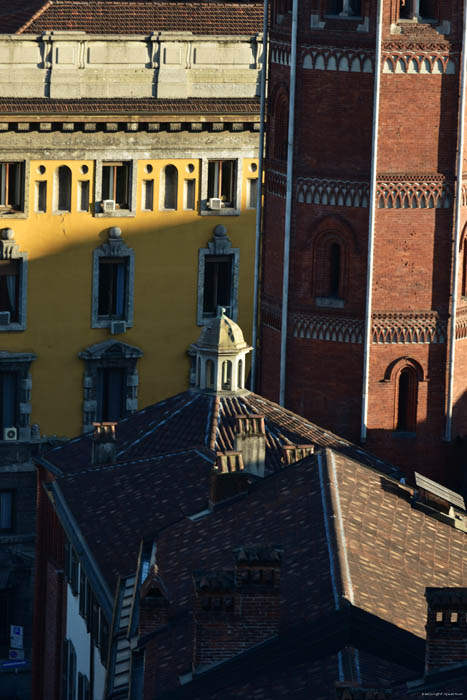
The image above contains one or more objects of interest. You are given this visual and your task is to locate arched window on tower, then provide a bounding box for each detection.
[396,367,418,432]
[329,242,341,297]
[222,360,232,390]
[206,359,215,389]
[462,240,467,298]
[56,165,72,212]
[313,235,345,304]
[273,94,289,161]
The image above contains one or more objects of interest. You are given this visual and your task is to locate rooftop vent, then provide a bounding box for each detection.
[92,421,117,466]
[414,472,467,531]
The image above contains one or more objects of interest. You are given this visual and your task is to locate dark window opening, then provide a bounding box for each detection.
[102,162,130,209]
[463,243,467,297]
[163,165,178,209]
[0,260,20,322]
[143,180,154,210]
[185,179,196,210]
[208,161,236,207]
[70,547,79,596]
[0,491,13,531]
[36,181,47,213]
[98,258,128,319]
[97,367,125,422]
[274,99,289,161]
[203,256,233,316]
[79,181,90,212]
[326,0,361,15]
[396,368,417,432]
[419,0,437,19]
[329,243,341,297]
[0,372,17,431]
[78,672,91,700]
[57,165,72,212]
[248,178,258,208]
[62,639,77,700]
[0,590,11,657]
[0,162,24,211]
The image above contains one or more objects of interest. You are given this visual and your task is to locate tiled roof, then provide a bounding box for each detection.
[55,446,215,590]
[10,1,263,35]
[45,389,402,479]
[0,97,259,116]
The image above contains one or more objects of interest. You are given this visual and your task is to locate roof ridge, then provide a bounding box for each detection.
[16,0,52,34]
[209,395,220,451]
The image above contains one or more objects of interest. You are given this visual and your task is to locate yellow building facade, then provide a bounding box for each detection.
[0,16,263,440]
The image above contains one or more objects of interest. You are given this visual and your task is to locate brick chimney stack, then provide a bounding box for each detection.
[282,444,314,466]
[192,545,282,670]
[91,422,117,466]
[234,414,266,477]
[210,451,252,504]
[425,588,467,673]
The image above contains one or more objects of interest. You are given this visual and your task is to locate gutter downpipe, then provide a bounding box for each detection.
[360,0,384,442]
[279,0,298,406]
[445,0,467,442]
[251,0,269,392]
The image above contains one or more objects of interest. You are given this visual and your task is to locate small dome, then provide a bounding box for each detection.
[196,308,248,352]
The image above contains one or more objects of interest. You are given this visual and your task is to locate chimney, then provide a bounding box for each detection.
[210,452,252,504]
[192,545,281,670]
[234,414,266,477]
[91,422,117,465]
[138,565,169,638]
[425,587,467,673]
[282,444,315,466]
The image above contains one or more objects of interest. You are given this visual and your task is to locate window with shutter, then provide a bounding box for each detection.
[0,162,24,212]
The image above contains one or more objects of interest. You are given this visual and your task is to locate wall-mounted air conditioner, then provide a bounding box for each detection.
[0,311,10,325]
[3,427,17,441]
[102,199,116,213]
[207,198,222,211]
[110,320,126,335]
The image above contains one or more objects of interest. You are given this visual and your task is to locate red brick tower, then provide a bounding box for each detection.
[259,0,467,485]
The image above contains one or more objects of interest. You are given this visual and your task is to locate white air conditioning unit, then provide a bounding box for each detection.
[102,199,116,213]
[0,311,10,325]
[207,197,222,211]
[110,320,126,335]
[3,427,17,441]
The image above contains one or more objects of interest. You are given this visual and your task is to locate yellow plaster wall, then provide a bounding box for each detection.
[2,157,257,437]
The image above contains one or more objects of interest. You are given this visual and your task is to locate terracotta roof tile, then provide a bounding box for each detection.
[10,1,263,35]
[0,97,259,116]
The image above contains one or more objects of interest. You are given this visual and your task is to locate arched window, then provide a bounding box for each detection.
[396,367,418,432]
[329,243,341,297]
[462,240,467,297]
[399,0,437,21]
[206,359,215,389]
[222,360,232,390]
[273,93,289,161]
[238,359,243,389]
[57,165,71,212]
[163,165,178,209]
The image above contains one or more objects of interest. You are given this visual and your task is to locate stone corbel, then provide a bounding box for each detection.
[0,229,19,259]
[207,225,233,255]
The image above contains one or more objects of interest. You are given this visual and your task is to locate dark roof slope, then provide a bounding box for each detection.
[8,0,263,35]
[44,389,402,479]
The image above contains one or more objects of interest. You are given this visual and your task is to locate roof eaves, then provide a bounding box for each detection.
[51,480,114,618]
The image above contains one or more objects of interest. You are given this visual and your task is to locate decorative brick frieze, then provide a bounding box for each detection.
[376,175,453,209]
[297,177,369,208]
[372,312,447,344]
[382,51,457,75]
[266,170,287,199]
[270,42,291,66]
[289,311,446,345]
[455,306,467,340]
[291,313,364,344]
[302,46,374,73]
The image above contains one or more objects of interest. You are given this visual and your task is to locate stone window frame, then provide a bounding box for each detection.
[79,340,143,433]
[0,228,28,332]
[0,158,29,219]
[200,156,242,217]
[197,226,239,326]
[91,227,135,331]
[323,0,363,19]
[94,158,137,218]
[0,351,36,441]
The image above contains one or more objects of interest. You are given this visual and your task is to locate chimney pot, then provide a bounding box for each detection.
[91,422,117,465]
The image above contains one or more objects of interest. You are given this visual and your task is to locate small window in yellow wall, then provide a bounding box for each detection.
[102,162,130,209]
[142,180,154,211]
[184,179,196,210]
[0,162,24,212]
[78,181,90,212]
[247,178,258,209]
[35,181,47,213]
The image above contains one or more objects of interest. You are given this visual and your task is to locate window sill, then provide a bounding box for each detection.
[324,14,362,20]
[92,319,133,330]
[94,210,135,218]
[315,297,345,309]
[0,210,26,219]
[392,431,416,438]
[201,208,240,217]
[0,323,26,332]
